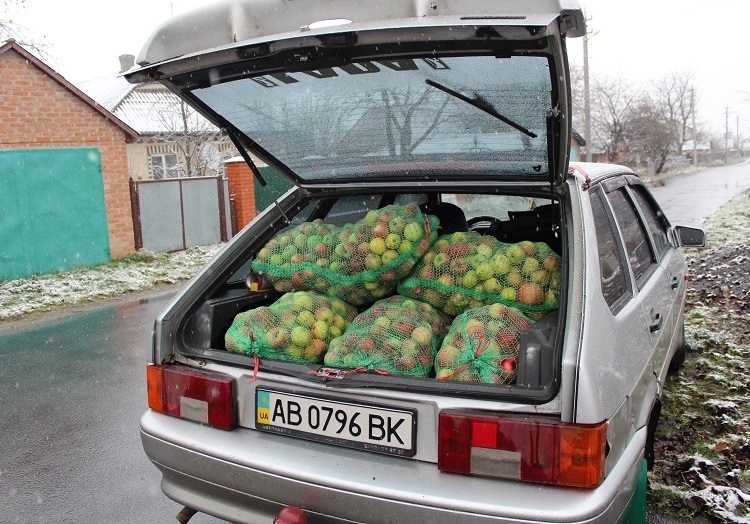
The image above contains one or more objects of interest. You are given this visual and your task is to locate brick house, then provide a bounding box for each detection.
[0,40,138,262]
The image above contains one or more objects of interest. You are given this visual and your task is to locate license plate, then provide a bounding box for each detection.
[256,389,416,457]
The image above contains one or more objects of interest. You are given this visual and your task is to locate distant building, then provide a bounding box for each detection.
[78,55,236,181]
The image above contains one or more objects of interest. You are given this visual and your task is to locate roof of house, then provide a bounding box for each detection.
[0,40,138,139]
[78,72,220,135]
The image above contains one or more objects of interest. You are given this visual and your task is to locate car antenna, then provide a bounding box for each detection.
[226,129,290,224]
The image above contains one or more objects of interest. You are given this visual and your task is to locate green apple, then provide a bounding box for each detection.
[482,277,501,294]
[500,287,517,302]
[291,326,311,347]
[476,244,493,259]
[506,245,525,265]
[381,249,399,265]
[476,262,494,282]
[404,222,423,242]
[462,270,478,288]
[521,257,540,276]
[492,253,511,275]
[398,239,414,254]
[311,320,329,340]
[385,233,402,250]
[363,210,380,226]
[369,237,387,255]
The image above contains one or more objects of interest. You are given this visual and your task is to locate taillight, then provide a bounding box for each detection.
[438,412,606,488]
[146,364,237,430]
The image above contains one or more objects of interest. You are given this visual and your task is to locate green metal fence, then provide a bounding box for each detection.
[0,148,110,280]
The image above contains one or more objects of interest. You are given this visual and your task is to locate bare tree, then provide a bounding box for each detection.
[381,87,451,158]
[590,75,640,162]
[652,70,694,156]
[150,89,230,177]
[622,97,672,172]
[1,0,52,61]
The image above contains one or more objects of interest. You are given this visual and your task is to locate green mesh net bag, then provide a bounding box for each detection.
[435,303,533,385]
[251,204,439,306]
[225,291,358,363]
[324,295,452,376]
[397,231,561,319]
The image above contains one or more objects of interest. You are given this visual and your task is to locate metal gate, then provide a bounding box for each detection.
[0,148,110,280]
[130,176,231,252]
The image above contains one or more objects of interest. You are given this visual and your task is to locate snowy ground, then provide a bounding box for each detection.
[0,243,222,321]
[649,189,750,522]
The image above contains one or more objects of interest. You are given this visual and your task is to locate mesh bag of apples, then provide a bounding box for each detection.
[251,204,439,306]
[225,291,358,363]
[434,302,533,384]
[324,295,452,376]
[397,231,561,319]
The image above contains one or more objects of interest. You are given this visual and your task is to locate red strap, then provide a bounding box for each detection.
[439,335,491,381]
[249,353,260,383]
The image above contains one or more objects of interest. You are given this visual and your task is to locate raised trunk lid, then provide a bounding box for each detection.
[125,0,584,188]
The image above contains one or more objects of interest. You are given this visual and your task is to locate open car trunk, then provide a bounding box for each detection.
[132,0,583,466]
[170,183,567,404]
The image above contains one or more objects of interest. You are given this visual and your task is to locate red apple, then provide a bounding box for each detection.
[518,283,544,305]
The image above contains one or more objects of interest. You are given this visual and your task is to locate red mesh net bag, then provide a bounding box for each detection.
[435,303,533,385]
[225,291,358,363]
[324,295,452,376]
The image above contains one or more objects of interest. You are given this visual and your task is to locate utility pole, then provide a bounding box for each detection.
[725,106,729,164]
[737,114,741,157]
[583,14,593,162]
[691,88,697,167]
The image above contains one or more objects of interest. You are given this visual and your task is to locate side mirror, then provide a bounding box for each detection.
[673,226,706,248]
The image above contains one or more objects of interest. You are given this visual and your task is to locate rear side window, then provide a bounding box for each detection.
[630,186,670,260]
[606,188,657,287]
[590,189,630,311]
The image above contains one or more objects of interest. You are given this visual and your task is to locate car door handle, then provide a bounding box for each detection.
[670,275,680,289]
[649,309,663,332]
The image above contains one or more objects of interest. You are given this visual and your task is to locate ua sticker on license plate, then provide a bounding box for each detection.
[256,389,416,457]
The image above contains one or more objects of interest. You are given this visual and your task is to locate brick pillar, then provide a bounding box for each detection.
[225,158,257,232]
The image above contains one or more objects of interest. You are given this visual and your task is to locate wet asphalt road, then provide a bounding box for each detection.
[1,161,747,523]
[0,292,222,523]
[648,159,750,227]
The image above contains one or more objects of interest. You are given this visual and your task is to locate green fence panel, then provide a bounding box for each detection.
[254,166,294,214]
[0,148,111,280]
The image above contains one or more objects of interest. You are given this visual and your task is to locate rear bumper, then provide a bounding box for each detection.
[141,410,645,524]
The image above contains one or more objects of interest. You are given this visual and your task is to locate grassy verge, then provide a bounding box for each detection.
[0,243,222,321]
[648,190,750,522]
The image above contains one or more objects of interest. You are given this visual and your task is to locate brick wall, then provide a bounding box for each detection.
[225,159,257,233]
[0,48,136,259]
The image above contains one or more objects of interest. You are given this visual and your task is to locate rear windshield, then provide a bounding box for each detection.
[192,55,553,182]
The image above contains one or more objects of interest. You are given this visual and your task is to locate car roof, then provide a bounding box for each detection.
[569,162,636,184]
[135,0,585,67]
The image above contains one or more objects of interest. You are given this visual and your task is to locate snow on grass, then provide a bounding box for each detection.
[0,243,223,321]
[699,189,750,248]
[650,188,750,521]
[692,485,750,524]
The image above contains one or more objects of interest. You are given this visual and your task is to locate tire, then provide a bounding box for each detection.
[644,400,661,470]
[667,317,686,374]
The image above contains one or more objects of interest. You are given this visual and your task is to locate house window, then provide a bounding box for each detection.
[151,154,180,179]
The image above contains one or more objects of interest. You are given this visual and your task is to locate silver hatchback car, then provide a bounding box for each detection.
[127,1,705,522]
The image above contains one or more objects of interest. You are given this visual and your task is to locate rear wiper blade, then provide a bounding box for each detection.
[425,79,537,138]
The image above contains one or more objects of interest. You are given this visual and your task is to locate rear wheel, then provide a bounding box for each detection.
[644,399,661,470]
[667,317,686,374]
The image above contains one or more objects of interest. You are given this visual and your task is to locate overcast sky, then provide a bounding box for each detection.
[8,0,749,137]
